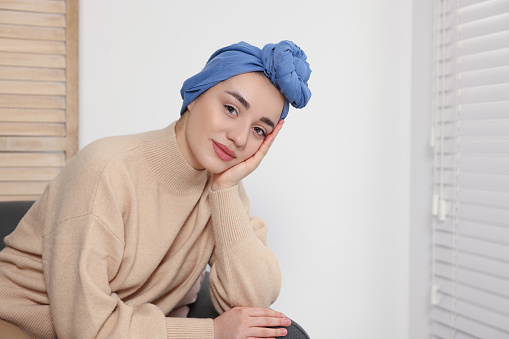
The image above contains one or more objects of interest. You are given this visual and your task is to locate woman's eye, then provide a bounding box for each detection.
[225,105,238,116]
[253,127,267,138]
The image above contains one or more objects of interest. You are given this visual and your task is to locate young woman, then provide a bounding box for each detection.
[0,40,311,338]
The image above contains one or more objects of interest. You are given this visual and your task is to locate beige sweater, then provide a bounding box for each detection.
[0,122,281,339]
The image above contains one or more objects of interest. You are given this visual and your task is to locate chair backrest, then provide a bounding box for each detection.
[0,201,35,250]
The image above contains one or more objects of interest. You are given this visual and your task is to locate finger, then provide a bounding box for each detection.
[251,120,284,161]
[241,307,286,318]
[247,327,288,338]
[249,316,291,328]
[264,119,284,146]
[269,119,285,137]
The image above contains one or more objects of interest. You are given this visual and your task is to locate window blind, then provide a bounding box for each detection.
[431,0,509,338]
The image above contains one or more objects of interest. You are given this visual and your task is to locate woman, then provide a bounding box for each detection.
[0,40,311,338]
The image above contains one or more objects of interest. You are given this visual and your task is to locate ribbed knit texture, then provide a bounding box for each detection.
[0,122,281,339]
[166,318,214,339]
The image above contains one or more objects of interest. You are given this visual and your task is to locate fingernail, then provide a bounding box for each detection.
[280,313,286,318]
[285,319,291,326]
[281,328,288,336]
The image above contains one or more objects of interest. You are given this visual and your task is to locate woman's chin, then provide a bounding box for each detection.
[202,160,237,175]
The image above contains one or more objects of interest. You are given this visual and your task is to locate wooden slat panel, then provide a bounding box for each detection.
[0,10,65,27]
[0,152,65,166]
[0,166,61,181]
[0,194,41,201]
[0,38,65,55]
[0,181,48,195]
[0,66,65,81]
[0,0,66,14]
[0,24,65,41]
[0,80,65,95]
[0,94,65,109]
[64,0,78,161]
[0,108,65,122]
[0,52,65,68]
[0,0,78,201]
[0,136,66,151]
[0,122,65,136]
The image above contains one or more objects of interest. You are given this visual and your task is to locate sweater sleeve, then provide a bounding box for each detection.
[207,182,281,313]
[43,214,214,339]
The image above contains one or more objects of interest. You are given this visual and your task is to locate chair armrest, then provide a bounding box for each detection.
[188,272,311,338]
[0,201,35,251]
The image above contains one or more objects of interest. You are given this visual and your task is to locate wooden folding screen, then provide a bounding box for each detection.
[0,0,78,201]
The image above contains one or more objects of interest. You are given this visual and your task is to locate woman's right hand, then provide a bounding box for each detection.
[213,307,291,339]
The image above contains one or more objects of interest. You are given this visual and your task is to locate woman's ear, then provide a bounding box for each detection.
[187,100,195,112]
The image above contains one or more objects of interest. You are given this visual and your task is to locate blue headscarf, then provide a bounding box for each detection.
[180,40,312,119]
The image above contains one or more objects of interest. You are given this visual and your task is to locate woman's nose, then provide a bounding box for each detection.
[226,123,249,147]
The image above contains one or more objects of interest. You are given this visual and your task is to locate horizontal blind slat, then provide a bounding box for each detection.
[460,102,509,120]
[0,122,65,136]
[459,66,509,88]
[435,219,509,245]
[435,261,509,297]
[435,247,509,279]
[459,83,509,104]
[0,66,65,81]
[456,172,509,188]
[460,0,489,8]
[459,138,509,154]
[0,80,65,95]
[0,9,65,27]
[0,94,65,109]
[0,37,65,55]
[435,276,509,316]
[436,121,509,138]
[460,48,509,72]
[433,138,509,154]
[432,307,509,339]
[437,294,509,332]
[459,31,509,56]
[0,167,60,181]
[459,0,509,24]
[459,120,509,137]
[459,12,509,40]
[0,0,65,14]
[458,188,509,210]
[459,154,509,173]
[0,152,64,167]
[0,51,65,68]
[0,24,65,41]
[431,322,452,339]
[0,136,67,151]
[435,230,509,261]
[458,203,509,227]
[431,321,483,339]
[0,108,65,122]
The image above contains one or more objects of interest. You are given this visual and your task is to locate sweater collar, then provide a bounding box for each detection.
[141,121,209,195]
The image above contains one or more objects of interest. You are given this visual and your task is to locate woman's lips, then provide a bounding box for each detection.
[212,141,236,161]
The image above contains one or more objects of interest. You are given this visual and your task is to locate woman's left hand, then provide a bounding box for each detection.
[211,120,284,191]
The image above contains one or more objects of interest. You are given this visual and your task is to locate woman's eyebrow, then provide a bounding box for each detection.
[226,90,251,110]
[260,117,275,129]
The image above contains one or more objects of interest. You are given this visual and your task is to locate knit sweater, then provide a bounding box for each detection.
[0,122,281,339]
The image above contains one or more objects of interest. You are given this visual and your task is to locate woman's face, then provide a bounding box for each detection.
[179,72,285,174]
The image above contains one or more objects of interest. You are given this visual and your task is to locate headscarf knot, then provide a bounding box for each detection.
[261,40,312,111]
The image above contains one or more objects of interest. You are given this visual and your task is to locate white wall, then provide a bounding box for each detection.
[80,1,412,338]
[410,0,433,338]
